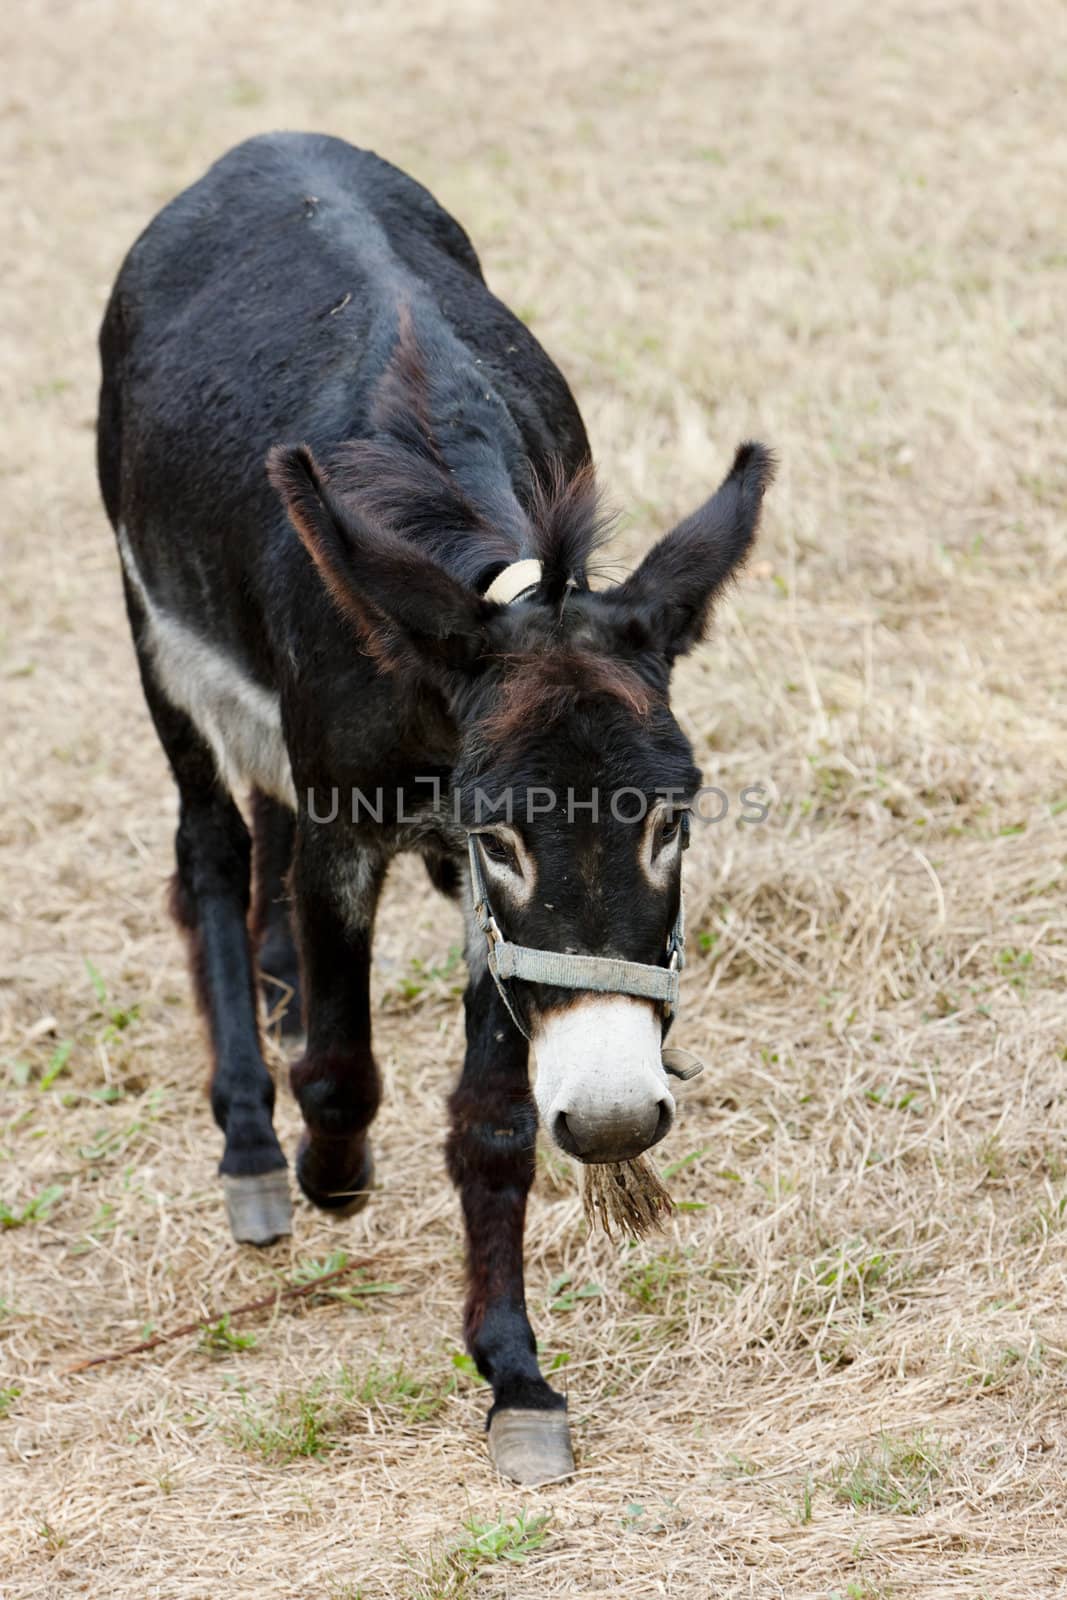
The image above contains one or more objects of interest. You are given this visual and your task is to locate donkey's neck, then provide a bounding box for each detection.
[423,390,526,531]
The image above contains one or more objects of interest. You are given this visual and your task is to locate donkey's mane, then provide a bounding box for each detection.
[325,309,611,598]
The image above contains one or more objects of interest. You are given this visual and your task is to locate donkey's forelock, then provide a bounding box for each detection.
[476,646,656,749]
[323,308,608,596]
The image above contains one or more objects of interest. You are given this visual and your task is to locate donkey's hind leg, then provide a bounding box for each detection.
[127,600,290,1245]
[250,789,304,1042]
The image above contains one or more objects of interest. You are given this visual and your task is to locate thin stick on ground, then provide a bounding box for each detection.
[63,1258,382,1375]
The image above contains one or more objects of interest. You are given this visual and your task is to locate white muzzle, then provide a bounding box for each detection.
[531,996,676,1163]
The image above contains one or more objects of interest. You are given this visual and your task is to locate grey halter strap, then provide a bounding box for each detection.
[466,832,686,1043]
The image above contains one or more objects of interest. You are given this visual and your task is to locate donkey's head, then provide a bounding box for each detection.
[269,438,773,1164]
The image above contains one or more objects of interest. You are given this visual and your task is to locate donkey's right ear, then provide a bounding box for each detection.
[604,441,775,664]
[267,444,500,676]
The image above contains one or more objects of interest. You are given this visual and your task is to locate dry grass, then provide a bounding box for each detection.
[1,0,1065,1594]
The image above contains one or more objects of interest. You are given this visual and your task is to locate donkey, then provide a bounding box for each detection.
[97,131,772,1483]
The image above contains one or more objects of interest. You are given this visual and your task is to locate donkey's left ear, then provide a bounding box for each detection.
[606,441,775,662]
[268,442,500,679]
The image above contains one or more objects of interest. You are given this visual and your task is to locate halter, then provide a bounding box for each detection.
[466,824,706,1092]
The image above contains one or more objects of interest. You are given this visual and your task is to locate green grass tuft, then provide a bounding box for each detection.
[230,1382,339,1463]
[0,1384,22,1419]
[199,1313,257,1356]
[409,1511,550,1599]
[828,1431,943,1515]
[0,1184,64,1229]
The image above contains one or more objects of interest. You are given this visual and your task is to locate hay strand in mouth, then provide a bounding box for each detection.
[580,1156,674,1240]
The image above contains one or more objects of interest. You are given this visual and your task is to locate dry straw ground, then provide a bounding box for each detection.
[1,1,1065,1595]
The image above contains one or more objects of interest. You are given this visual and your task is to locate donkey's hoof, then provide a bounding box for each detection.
[296,1134,374,1215]
[222,1170,293,1246]
[488,1409,575,1485]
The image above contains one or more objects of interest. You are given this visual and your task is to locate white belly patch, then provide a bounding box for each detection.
[117,525,296,806]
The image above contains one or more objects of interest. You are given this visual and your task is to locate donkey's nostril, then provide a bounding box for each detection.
[652,1096,674,1148]
[550,1109,581,1158]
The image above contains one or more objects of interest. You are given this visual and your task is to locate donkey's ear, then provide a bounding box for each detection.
[267,444,499,676]
[607,442,775,662]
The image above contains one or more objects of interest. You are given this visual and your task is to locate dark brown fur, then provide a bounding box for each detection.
[479,648,656,748]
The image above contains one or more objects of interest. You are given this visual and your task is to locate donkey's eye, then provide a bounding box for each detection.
[654,816,683,855]
[478,833,520,873]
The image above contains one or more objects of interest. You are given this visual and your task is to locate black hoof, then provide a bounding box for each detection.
[295,1133,374,1215]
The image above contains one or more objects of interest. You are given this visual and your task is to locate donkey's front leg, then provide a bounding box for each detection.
[447,969,574,1485]
[290,822,385,1212]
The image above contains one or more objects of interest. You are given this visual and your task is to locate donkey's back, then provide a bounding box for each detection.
[99,131,588,615]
